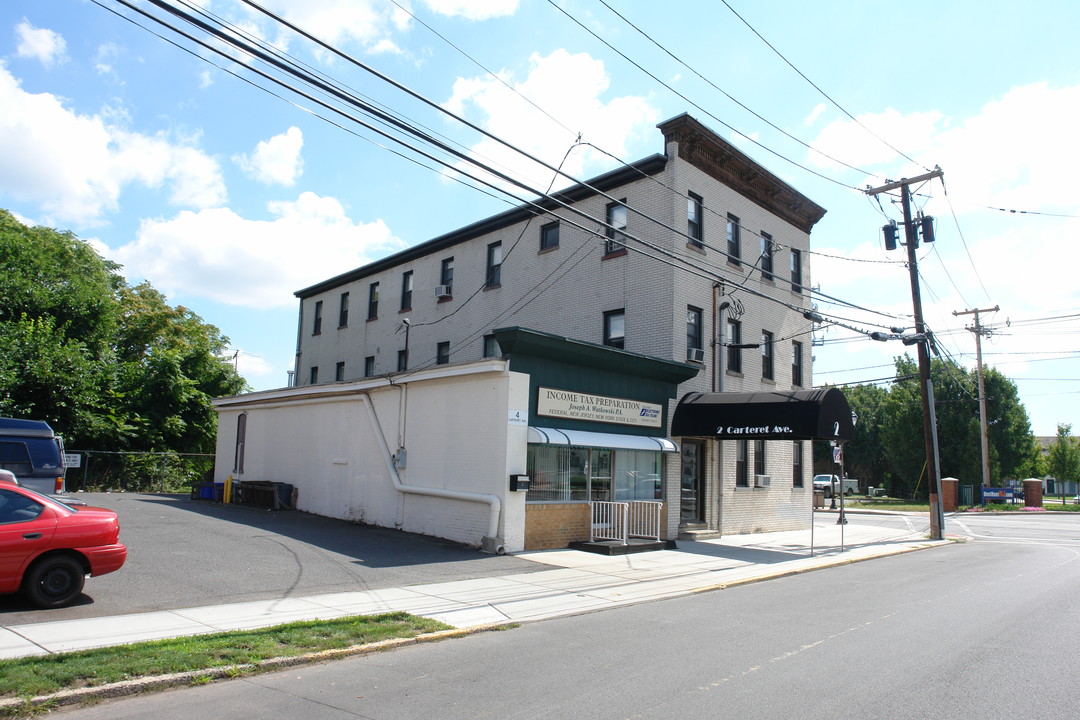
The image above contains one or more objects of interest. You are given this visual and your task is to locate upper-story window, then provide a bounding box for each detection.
[760,232,774,279]
[793,441,804,488]
[309,366,318,384]
[687,192,703,248]
[761,330,774,380]
[338,292,349,328]
[727,318,742,373]
[792,340,804,387]
[791,249,803,293]
[687,306,703,358]
[735,440,748,487]
[540,221,560,251]
[397,349,408,372]
[440,257,454,295]
[754,439,766,477]
[483,334,499,358]
[604,309,625,349]
[436,341,450,365]
[486,241,503,287]
[727,214,741,264]
[367,282,379,320]
[335,361,345,382]
[364,356,375,377]
[312,300,323,335]
[400,271,413,312]
[605,200,628,256]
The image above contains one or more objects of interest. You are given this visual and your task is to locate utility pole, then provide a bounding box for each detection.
[953,305,999,491]
[866,168,945,540]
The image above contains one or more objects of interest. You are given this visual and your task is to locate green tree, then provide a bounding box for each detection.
[1047,424,1080,491]
[0,209,247,467]
[839,383,890,487]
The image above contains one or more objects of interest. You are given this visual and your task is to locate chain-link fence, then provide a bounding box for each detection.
[65,450,216,493]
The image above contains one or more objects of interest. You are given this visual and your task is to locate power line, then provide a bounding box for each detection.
[716,0,927,171]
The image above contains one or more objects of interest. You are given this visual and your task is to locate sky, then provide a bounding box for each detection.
[1,0,1078,438]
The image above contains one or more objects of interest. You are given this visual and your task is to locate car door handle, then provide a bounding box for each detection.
[23,533,42,539]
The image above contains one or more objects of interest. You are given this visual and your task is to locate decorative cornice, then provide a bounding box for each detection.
[657,114,827,234]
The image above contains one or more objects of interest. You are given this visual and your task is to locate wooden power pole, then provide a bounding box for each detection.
[954,305,999,490]
[866,168,945,540]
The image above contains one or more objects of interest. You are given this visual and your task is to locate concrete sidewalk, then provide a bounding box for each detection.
[0,515,943,661]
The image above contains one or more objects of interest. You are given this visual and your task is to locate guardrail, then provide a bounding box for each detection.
[590,500,664,544]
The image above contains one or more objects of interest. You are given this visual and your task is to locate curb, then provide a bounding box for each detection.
[0,625,506,717]
[687,540,944,595]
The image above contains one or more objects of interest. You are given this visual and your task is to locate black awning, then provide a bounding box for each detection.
[671,388,855,441]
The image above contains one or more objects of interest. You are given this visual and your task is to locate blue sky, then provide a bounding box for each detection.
[1,0,1078,438]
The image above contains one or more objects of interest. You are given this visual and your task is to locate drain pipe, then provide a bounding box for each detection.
[360,392,503,552]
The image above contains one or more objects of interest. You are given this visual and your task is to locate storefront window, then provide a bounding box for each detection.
[527,445,661,502]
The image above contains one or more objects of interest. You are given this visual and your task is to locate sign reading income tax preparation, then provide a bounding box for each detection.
[537,387,663,428]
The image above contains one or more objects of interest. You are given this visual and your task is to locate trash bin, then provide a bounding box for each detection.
[813,491,825,508]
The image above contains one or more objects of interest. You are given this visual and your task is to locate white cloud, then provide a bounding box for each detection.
[110,192,406,309]
[421,0,520,20]
[443,49,660,193]
[15,21,67,68]
[234,126,304,186]
[0,63,226,224]
[250,0,405,52]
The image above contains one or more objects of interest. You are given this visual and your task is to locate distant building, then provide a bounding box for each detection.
[213,114,854,552]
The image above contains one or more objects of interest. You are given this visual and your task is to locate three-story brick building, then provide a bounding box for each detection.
[213,114,846,552]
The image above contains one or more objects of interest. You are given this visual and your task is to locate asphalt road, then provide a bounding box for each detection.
[50,512,1080,720]
[0,492,543,625]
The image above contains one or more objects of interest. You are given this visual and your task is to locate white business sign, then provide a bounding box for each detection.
[536,387,663,428]
[64,453,82,468]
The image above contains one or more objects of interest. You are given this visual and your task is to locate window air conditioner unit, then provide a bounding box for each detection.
[754,474,772,488]
[435,285,452,299]
[687,348,705,363]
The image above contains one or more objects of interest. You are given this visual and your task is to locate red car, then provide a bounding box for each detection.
[0,484,126,608]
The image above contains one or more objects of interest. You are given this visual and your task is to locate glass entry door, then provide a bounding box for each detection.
[680,440,705,522]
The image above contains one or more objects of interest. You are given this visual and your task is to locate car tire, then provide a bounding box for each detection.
[845,488,854,496]
[22,555,86,608]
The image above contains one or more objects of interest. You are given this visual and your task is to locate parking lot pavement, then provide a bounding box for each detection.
[0,492,545,627]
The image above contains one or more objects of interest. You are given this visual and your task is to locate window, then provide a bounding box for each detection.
[367,282,379,320]
[791,249,802,293]
[309,366,318,384]
[338,292,349,328]
[760,232,774,279]
[400,271,413,311]
[735,440,749,487]
[335,361,345,382]
[364,356,375,377]
[687,193,703,248]
[754,439,766,477]
[792,341,804,387]
[486,241,502,287]
[526,445,661,502]
[727,318,742,373]
[727,214,741,264]
[605,200,628,255]
[312,300,323,335]
[0,488,44,524]
[436,341,450,365]
[762,331,774,380]
[440,257,454,295]
[483,334,499,358]
[687,306,703,353]
[233,414,246,474]
[397,349,408,372]
[793,441,804,488]
[604,309,625,349]
[540,221,559,251]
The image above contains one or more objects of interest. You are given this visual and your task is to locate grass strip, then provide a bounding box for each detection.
[0,611,452,701]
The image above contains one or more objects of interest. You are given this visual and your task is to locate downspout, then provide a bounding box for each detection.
[360,391,504,550]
